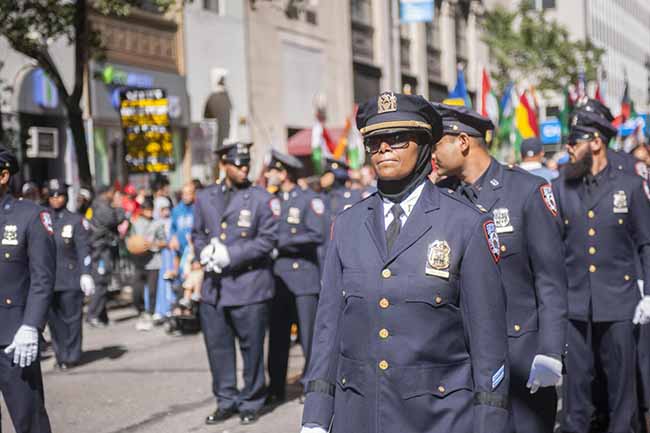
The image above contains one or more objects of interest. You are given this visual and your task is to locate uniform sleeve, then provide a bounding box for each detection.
[524,184,568,357]
[278,196,325,254]
[191,194,208,262]
[459,215,509,433]
[23,210,56,330]
[302,219,344,428]
[628,179,650,294]
[74,216,92,275]
[227,194,279,268]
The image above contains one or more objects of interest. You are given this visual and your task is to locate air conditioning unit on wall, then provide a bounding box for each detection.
[26,127,59,159]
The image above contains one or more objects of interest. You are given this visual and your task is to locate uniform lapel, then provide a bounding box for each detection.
[476,159,503,212]
[364,194,387,261]
[387,182,439,263]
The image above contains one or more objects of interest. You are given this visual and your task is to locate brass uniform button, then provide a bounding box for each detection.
[291,227,297,234]
[588,210,595,219]
[514,324,521,332]
[379,328,389,339]
[220,233,227,241]
[341,377,347,385]
[438,385,446,394]
[435,296,443,305]
[379,298,390,309]
[241,232,248,238]
[589,265,597,273]
[588,247,596,255]
[619,219,624,225]
[292,262,300,270]
[624,275,631,281]
[4,253,9,259]
[221,222,227,229]
[378,360,389,370]
[500,245,507,253]
[564,219,569,225]
[381,269,392,279]
[588,228,596,237]
[5,298,11,305]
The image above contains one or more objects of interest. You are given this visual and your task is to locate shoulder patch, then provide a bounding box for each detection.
[483,220,500,264]
[539,184,558,216]
[644,181,650,202]
[310,197,325,216]
[40,211,54,235]
[82,218,90,231]
[635,161,648,180]
[269,198,281,217]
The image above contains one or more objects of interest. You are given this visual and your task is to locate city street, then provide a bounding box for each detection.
[1,308,306,433]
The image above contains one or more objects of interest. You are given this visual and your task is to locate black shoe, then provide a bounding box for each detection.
[265,393,286,406]
[239,411,258,425]
[205,407,237,425]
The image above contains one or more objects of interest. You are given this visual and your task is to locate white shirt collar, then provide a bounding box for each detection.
[519,161,543,171]
[382,181,426,225]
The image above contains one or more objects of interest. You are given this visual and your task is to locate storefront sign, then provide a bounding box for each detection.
[119,88,175,173]
[540,118,562,144]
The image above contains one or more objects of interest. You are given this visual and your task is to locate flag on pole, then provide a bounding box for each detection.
[558,85,574,138]
[497,82,517,147]
[444,65,472,107]
[311,121,335,174]
[347,105,365,169]
[478,68,499,125]
[515,91,539,138]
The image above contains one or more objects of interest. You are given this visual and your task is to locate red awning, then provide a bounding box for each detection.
[287,127,346,156]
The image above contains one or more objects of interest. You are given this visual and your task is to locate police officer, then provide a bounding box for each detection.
[0,144,55,432]
[192,141,279,425]
[519,137,558,182]
[46,179,94,370]
[432,104,568,433]
[320,157,361,215]
[552,109,650,433]
[266,150,325,403]
[301,93,509,433]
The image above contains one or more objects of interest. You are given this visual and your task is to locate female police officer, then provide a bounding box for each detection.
[301,93,509,433]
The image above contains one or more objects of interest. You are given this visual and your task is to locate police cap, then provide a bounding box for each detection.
[269,149,303,173]
[47,179,68,197]
[573,97,614,122]
[569,110,617,144]
[521,137,544,158]
[323,157,350,181]
[432,103,495,143]
[215,141,253,166]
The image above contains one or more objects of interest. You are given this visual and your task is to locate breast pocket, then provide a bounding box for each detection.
[340,270,369,358]
[496,232,521,258]
[405,275,460,309]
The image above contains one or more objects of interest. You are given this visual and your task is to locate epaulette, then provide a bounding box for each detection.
[438,188,485,214]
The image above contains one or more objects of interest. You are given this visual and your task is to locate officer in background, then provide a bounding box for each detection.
[86,185,125,327]
[46,179,94,370]
[432,104,568,433]
[552,109,650,433]
[265,150,325,404]
[0,144,56,433]
[319,157,361,215]
[301,93,509,433]
[193,141,279,425]
[519,137,558,182]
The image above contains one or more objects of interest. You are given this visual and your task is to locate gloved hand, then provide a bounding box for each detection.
[526,354,562,394]
[80,274,95,296]
[210,239,231,268]
[633,296,650,325]
[200,243,216,266]
[4,325,39,367]
[300,426,327,433]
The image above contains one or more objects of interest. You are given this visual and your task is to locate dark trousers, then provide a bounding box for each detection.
[507,331,557,433]
[268,279,318,398]
[131,268,159,315]
[199,301,269,413]
[0,350,51,433]
[87,259,111,323]
[562,319,637,433]
[48,290,83,365]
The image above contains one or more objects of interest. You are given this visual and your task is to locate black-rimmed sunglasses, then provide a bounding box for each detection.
[364,133,420,154]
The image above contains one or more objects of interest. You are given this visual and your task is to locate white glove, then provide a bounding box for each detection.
[200,243,216,266]
[210,239,231,268]
[526,354,562,394]
[4,325,39,367]
[300,426,327,433]
[639,280,645,297]
[633,296,650,325]
[80,274,95,296]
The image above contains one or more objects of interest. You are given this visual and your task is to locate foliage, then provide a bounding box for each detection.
[481,1,605,94]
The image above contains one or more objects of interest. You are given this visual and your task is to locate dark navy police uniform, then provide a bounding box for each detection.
[303,94,509,433]
[267,151,325,400]
[553,110,650,433]
[0,147,55,433]
[433,104,568,433]
[192,142,279,421]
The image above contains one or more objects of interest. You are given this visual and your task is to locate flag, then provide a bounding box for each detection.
[444,65,471,107]
[496,82,517,149]
[478,68,499,125]
[347,105,365,169]
[333,118,350,160]
[515,91,539,138]
[577,67,586,99]
[311,121,335,174]
[613,76,636,127]
[594,83,603,102]
[558,85,574,138]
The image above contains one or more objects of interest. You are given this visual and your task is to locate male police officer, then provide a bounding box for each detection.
[266,150,325,403]
[519,137,558,182]
[552,109,650,433]
[0,144,56,432]
[301,93,509,433]
[193,141,279,425]
[46,179,94,370]
[432,104,568,433]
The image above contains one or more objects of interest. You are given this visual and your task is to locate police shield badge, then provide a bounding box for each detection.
[287,207,301,224]
[1,225,18,245]
[493,208,513,233]
[237,209,252,228]
[425,240,451,279]
[540,185,558,216]
[613,190,628,213]
[61,224,73,239]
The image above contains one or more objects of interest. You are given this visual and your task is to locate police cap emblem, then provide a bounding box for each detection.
[377,92,397,114]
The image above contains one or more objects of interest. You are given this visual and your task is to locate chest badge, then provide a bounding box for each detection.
[613,190,628,213]
[287,207,301,224]
[1,225,18,245]
[61,224,73,239]
[426,240,451,279]
[493,208,513,233]
[237,209,252,228]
